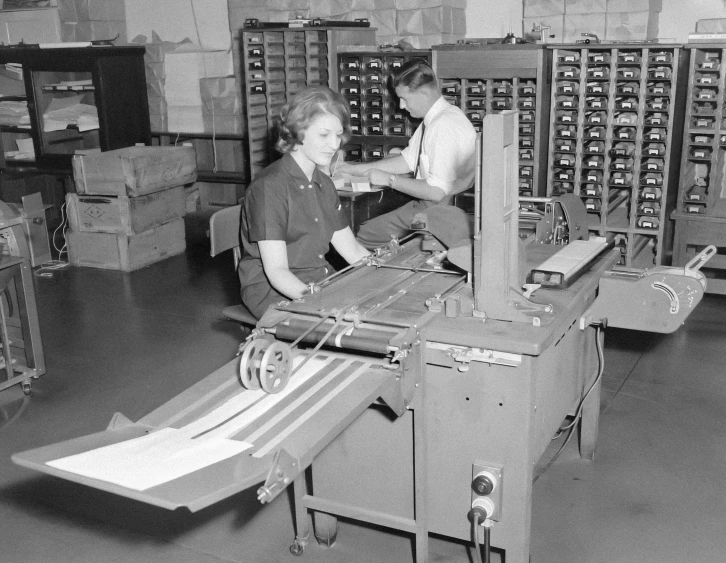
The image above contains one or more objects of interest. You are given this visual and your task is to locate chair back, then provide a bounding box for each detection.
[209,204,242,268]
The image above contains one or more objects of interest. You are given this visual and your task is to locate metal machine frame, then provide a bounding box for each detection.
[12,112,712,563]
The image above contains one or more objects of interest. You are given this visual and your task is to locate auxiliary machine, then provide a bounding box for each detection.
[13,112,712,562]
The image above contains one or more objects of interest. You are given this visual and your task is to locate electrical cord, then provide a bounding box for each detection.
[0,392,30,434]
[35,201,70,278]
[472,512,483,563]
[534,323,605,483]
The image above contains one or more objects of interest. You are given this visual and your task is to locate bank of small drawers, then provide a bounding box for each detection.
[547,45,684,267]
[337,50,431,163]
[243,28,332,177]
[677,46,726,218]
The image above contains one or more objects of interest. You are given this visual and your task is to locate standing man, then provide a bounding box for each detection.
[335,59,477,249]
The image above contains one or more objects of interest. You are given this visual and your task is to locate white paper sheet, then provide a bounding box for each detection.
[46,355,332,491]
[47,428,252,491]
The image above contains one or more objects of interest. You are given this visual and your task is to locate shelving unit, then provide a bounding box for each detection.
[675,45,726,217]
[240,25,376,179]
[0,45,150,172]
[432,43,552,198]
[546,44,688,267]
[672,44,726,293]
[336,50,431,162]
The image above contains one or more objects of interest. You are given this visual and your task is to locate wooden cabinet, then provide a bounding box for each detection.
[675,45,726,217]
[433,43,552,198]
[336,50,431,162]
[546,44,688,267]
[0,45,150,172]
[240,25,376,179]
[672,44,726,292]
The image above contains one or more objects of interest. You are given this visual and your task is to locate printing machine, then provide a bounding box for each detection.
[12,112,714,563]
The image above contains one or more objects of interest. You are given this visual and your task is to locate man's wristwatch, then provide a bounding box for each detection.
[388,174,396,188]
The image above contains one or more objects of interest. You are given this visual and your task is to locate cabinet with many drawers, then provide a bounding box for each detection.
[240,25,376,179]
[672,44,726,293]
[337,50,431,163]
[547,44,688,267]
[433,43,552,198]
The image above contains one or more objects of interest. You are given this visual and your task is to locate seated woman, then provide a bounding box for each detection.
[238,86,370,319]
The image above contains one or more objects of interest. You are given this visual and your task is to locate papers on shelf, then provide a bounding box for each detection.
[42,79,94,91]
[14,138,35,160]
[43,95,99,132]
[0,100,30,127]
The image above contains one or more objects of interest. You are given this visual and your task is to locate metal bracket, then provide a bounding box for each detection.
[257,448,302,504]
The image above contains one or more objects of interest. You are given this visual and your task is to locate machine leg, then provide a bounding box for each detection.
[579,377,601,460]
[290,474,310,556]
[579,327,603,460]
[313,511,338,546]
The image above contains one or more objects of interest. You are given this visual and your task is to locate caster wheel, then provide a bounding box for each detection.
[313,512,338,547]
[21,381,31,396]
[289,540,305,556]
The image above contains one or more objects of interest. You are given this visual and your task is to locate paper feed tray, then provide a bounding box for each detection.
[13,353,396,512]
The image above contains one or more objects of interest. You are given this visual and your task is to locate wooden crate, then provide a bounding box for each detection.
[66,186,186,235]
[72,146,197,197]
[68,218,186,271]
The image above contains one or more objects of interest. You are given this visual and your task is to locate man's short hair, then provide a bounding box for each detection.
[391,58,437,91]
[275,86,352,153]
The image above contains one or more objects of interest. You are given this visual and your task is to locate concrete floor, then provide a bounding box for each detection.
[1,215,725,563]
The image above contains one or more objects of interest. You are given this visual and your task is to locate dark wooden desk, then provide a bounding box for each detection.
[337,188,412,235]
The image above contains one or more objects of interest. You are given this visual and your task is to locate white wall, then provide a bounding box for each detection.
[465,0,726,42]
[465,0,523,39]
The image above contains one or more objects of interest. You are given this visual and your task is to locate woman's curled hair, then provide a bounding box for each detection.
[275,86,352,153]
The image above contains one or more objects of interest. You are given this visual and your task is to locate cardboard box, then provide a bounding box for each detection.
[72,146,198,197]
[397,7,463,35]
[75,0,91,21]
[607,0,662,13]
[125,0,232,51]
[66,186,186,235]
[396,0,466,9]
[352,0,396,10]
[68,218,186,271]
[200,77,240,116]
[696,18,726,33]
[168,105,205,133]
[606,11,658,41]
[523,0,566,18]
[203,114,243,135]
[565,0,606,14]
[88,0,126,21]
[163,49,233,107]
[268,0,310,10]
[368,9,397,37]
[149,112,168,132]
[58,0,78,23]
[60,22,77,43]
[564,13,606,42]
[309,0,354,17]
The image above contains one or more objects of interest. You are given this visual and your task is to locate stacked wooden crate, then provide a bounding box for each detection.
[67,146,197,271]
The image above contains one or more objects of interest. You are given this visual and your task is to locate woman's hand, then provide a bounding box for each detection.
[258,240,308,299]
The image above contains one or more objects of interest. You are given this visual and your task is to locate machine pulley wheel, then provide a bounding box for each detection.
[238,339,270,390]
[259,341,293,394]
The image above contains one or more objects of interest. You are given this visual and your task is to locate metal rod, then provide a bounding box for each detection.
[374,263,465,275]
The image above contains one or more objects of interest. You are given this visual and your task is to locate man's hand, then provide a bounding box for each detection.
[366,168,392,187]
